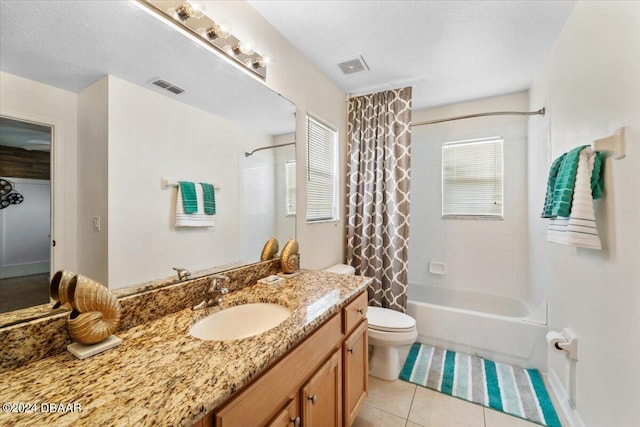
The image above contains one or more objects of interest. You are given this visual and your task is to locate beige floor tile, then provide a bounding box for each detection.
[408,387,484,427]
[406,422,425,427]
[484,408,542,427]
[365,376,417,418]
[352,403,407,427]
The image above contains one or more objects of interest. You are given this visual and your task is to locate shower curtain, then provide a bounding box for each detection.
[346,87,412,312]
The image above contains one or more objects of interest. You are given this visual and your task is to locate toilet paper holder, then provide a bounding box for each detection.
[548,328,578,361]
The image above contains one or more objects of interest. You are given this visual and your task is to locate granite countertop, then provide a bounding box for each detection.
[0,271,371,427]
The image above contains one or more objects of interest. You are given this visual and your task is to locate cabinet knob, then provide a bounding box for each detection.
[347,348,354,354]
[289,416,301,427]
[308,395,318,405]
[357,308,365,314]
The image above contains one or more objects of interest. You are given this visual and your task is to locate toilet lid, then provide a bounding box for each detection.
[366,306,416,333]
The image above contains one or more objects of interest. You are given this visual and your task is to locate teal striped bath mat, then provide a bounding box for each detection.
[400,343,561,427]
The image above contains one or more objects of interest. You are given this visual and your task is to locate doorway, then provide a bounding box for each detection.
[0,116,52,312]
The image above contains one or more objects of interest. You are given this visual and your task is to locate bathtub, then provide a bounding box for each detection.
[406,283,548,370]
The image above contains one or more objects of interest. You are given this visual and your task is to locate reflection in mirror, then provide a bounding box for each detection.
[0,1,296,321]
[0,118,52,312]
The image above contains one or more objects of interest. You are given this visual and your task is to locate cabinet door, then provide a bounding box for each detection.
[267,397,300,427]
[343,320,368,427]
[301,349,342,427]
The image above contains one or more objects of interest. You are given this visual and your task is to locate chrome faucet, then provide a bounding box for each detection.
[172,267,192,283]
[193,274,230,310]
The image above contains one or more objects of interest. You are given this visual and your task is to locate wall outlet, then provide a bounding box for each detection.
[92,216,101,231]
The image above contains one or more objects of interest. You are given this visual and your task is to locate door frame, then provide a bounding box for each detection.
[0,108,63,280]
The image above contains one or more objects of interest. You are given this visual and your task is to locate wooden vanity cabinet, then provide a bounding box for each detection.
[203,290,368,427]
[343,320,368,427]
[266,396,299,427]
[302,349,342,427]
[341,292,368,427]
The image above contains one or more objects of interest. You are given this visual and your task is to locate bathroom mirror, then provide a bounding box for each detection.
[0,1,296,323]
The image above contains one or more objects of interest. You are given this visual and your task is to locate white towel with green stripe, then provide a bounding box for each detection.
[547,147,601,249]
[175,184,216,227]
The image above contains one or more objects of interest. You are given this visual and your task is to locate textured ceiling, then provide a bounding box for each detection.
[249,0,576,109]
[0,1,295,135]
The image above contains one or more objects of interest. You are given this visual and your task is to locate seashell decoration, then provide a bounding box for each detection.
[49,271,122,345]
[49,270,76,309]
[280,239,300,274]
[260,237,279,261]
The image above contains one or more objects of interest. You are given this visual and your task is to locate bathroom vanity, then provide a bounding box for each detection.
[209,289,368,427]
[0,271,370,427]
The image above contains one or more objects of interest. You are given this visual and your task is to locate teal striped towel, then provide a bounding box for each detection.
[200,183,216,215]
[178,181,197,214]
[541,145,603,218]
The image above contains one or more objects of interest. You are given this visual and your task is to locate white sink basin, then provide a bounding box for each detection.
[189,303,292,341]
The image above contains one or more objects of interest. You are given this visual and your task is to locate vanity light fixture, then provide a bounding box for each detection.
[140,0,268,80]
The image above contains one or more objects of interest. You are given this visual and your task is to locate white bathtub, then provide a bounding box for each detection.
[406,283,548,370]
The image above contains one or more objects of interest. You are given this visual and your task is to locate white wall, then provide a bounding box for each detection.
[239,139,276,263]
[77,77,109,284]
[274,133,296,245]
[107,76,273,288]
[0,71,78,275]
[528,2,640,426]
[211,1,348,269]
[410,92,530,300]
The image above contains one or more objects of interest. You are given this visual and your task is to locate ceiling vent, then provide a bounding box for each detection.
[338,56,370,75]
[151,79,185,95]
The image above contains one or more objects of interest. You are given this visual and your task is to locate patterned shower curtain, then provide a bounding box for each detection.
[346,87,412,312]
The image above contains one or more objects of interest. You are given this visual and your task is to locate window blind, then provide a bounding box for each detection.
[285,160,296,216]
[442,137,504,218]
[306,115,338,222]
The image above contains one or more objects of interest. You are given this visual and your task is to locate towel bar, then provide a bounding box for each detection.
[591,126,627,159]
[160,177,221,190]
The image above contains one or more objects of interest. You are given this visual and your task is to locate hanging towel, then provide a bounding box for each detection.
[541,145,603,218]
[175,183,215,227]
[547,147,602,249]
[200,183,216,215]
[178,181,198,214]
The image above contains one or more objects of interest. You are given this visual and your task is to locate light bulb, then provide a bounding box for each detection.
[188,1,206,18]
[238,39,254,55]
[261,52,273,66]
[174,1,204,21]
[216,19,232,39]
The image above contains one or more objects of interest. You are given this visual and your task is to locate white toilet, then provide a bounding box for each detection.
[323,264,418,381]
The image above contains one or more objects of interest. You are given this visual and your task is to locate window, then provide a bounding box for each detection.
[306,115,338,222]
[285,160,296,216]
[442,137,503,218]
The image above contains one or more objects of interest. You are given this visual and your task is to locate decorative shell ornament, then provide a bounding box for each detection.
[260,237,279,261]
[280,239,300,274]
[65,274,122,345]
[50,270,76,309]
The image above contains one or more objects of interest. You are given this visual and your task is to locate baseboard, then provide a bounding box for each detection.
[546,369,586,427]
[0,262,49,279]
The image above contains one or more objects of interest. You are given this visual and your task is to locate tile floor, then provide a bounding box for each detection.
[353,376,550,427]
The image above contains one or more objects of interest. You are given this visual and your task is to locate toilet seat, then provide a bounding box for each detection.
[367,306,416,333]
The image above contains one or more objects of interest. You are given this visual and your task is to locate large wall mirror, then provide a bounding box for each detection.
[0,1,296,320]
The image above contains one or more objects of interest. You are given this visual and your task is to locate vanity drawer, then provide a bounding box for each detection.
[214,314,341,426]
[343,291,367,335]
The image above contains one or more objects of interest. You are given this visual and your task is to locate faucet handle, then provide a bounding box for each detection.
[210,274,229,281]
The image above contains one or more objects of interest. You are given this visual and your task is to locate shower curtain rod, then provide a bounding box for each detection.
[412,108,545,127]
[244,141,296,157]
